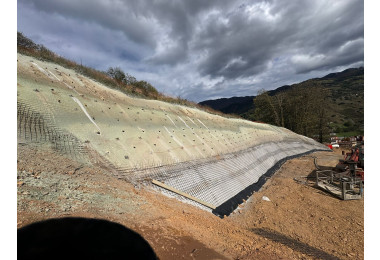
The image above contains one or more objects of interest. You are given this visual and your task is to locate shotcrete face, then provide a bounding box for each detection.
[17,53,330,216]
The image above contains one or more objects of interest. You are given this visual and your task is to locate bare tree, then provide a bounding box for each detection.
[252,83,330,141]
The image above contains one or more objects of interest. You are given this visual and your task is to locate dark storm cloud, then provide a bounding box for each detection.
[18,0,157,47]
[195,0,364,79]
[18,0,364,102]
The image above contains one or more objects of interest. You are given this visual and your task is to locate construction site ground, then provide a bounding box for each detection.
[17,143,363,260]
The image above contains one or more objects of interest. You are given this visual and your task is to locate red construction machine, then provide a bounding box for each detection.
[336,144,364,181]
[315,142,364,200]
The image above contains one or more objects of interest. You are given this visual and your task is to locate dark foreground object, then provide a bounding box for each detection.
[18,217,157,260]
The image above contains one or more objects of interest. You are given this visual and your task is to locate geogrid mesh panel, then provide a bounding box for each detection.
[17,100,88,162]
[150,141,329,216]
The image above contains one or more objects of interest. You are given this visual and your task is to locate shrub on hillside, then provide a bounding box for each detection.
[17,32,230,118]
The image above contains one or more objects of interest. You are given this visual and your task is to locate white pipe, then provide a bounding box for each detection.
[71,97,101,132]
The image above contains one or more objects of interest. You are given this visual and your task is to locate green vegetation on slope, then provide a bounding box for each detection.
[17,32,227,117]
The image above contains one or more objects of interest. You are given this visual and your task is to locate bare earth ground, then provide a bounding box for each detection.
[17,143,363,260]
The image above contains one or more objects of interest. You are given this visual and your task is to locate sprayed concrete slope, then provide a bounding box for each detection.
[17,53,330,216]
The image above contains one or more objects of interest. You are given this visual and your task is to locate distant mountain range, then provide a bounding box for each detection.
[199,67,364,136]
[199,84,293,115]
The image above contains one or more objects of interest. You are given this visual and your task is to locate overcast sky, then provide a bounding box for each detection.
[17,0,364,102]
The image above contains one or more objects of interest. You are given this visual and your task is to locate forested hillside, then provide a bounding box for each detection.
[200,67,364,140]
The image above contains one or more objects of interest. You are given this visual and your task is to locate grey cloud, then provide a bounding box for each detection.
[292,38,364,74]
[19,0,159,48]
[194,0,363,79]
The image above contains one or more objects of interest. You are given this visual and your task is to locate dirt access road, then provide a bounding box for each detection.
[17,143,363,259]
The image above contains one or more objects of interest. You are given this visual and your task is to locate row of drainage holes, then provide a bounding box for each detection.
[126,143,215,151]
[97,130,249,139]
[97,131,240,141]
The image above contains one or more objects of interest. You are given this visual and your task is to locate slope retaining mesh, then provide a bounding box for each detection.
[17,94,329,217]
[127,140,329,216]
[17,100,88,162]
[17,93,330,217]
[17,53,331,217]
